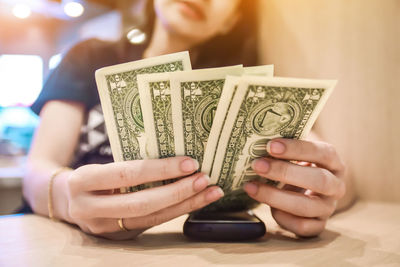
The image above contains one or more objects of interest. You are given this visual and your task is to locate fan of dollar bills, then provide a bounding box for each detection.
[95,51,336,211]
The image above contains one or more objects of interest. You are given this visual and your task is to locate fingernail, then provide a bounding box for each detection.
[181,158,199,173]
[206,187,224,202]
[267,140,286,154]
[193,174,210,192]
[252,159,270,173]
[244,182,259,196]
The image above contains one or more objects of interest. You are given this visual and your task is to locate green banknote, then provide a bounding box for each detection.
[202,65,274,175]
[210,76,336,192]
[243,65,274,76]
[170,65,243,168]
[137,65,274,161]
[95,52,191,191]
[137,73,176,159]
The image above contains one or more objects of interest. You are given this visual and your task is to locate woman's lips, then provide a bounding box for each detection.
[177,0,206,21]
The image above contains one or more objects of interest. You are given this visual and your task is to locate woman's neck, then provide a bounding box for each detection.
[143,19,197,59]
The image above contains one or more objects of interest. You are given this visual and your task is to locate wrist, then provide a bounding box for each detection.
[52,170,74,223]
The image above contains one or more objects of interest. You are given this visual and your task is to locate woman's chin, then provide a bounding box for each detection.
[163,19,209,42]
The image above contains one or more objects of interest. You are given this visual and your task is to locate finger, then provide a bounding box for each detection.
[124,186,224,230]
[243,182,335,218]
[76,173,211,218]
[271,208,327,237]
[98,228,146,241]
[252,158,346,199]
[282,184,306,194]
[89,186,224,234]
[82,217,147,239]
[266,139,345,174]
[71,156,199,191]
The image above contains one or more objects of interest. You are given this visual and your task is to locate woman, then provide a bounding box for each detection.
[24,0,349,240]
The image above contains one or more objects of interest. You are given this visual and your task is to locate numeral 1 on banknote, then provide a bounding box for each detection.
[210,76,336,192]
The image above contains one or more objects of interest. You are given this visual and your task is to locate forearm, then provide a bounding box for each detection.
[23,100,84,222]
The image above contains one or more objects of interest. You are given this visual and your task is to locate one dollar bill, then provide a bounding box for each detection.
[210,76,336,192]
[95,52,191,191]
[170,65,243,167]
[137,72,176,159]
[202,65,274,175]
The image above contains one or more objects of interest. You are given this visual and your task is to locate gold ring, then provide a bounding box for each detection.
[118,218,129,231]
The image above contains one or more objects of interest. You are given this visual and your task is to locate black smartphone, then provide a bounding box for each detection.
[183,210,266,241]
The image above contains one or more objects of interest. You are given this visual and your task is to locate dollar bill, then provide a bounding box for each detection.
[138,65,274,161]
[95,52,191,192]
[137,73,176,159]
[202,65,274,175]
[243,64,274,76]
[210,76,336,192]
[170,65,243,168]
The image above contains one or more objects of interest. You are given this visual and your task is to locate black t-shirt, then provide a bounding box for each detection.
[31,38,146,168]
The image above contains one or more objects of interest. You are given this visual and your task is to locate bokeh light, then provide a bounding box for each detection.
[12,4,32,19]
[64,1,85,18]
[0,55,43,107]
[49,54,63,70]
[127,29,146,44]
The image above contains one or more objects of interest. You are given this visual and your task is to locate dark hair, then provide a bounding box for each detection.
[131,0,259,68]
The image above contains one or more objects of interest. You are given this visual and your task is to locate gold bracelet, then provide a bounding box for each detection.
[48,167,72,221]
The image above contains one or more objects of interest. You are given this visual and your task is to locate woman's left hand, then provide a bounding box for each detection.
[243,138,346,237]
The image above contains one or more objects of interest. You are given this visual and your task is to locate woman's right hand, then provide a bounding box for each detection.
[65,156,223,240]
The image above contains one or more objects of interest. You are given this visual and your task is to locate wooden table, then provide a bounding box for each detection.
[1,201,399,266]
[0,155,24,215]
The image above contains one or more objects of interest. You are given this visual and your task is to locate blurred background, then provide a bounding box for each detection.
[0,0,135,213]
[0,0,399,214]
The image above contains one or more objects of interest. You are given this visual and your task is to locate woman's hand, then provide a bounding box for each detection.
[65,156,223,240]
[243,138,346,237]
